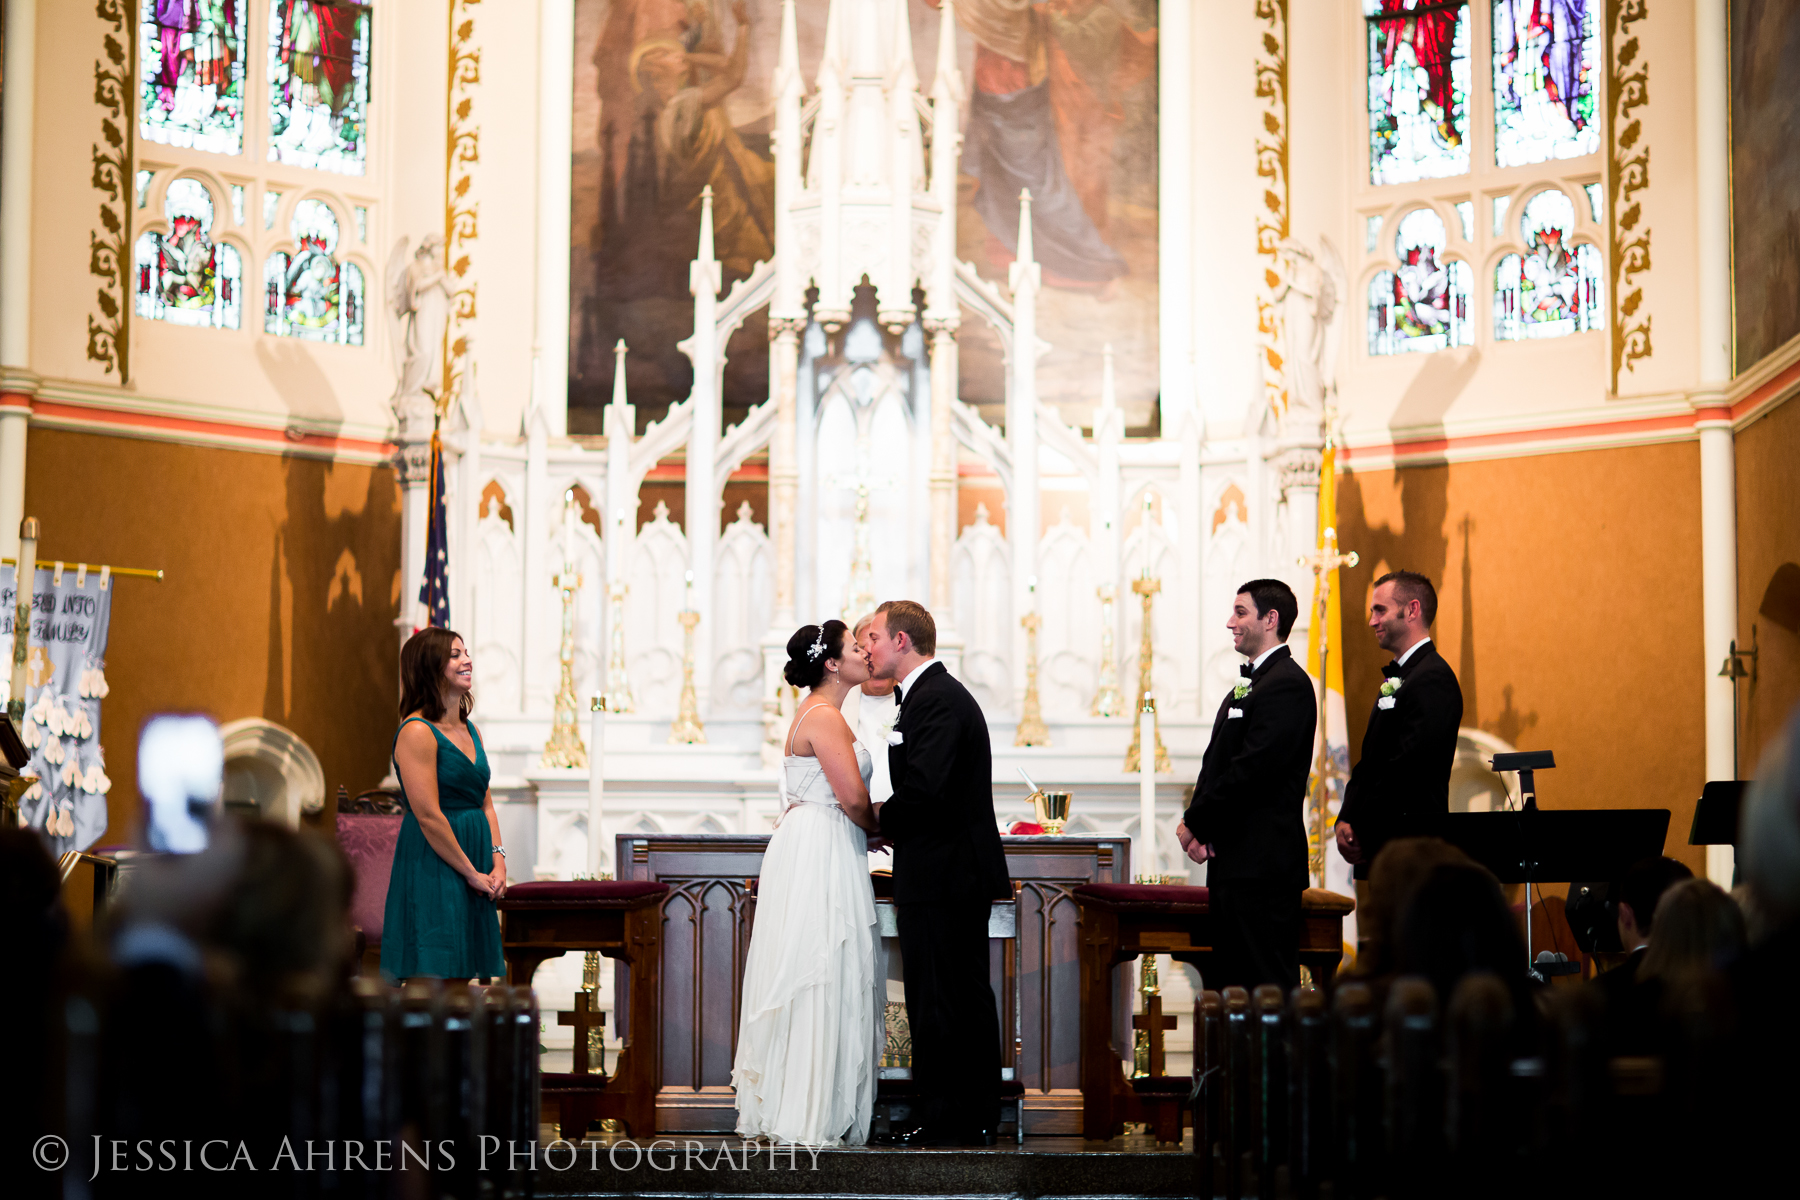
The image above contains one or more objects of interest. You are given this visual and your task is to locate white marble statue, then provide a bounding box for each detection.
[1277,236,1348,433]
[386,233,451,405]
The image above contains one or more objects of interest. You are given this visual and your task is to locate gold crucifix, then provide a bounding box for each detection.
[1298,526,1358,884]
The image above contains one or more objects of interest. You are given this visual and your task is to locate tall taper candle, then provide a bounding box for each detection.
[8,516,38,723]
[1138,695,1157,878]
[588,695,607,877]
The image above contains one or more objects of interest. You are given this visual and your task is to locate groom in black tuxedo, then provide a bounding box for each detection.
[1177,579,1317,991]
[1335,570,1463,879]
[867,600,1011,1147]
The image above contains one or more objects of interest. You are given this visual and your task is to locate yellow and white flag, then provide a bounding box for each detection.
[1304,446,1358,949]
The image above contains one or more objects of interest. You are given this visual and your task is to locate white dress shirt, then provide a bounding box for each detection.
[896,658,936,703]
[1395,635,1432,667]
[1248,643,1286,673]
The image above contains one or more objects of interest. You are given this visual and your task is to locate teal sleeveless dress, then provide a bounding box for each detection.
[379,717,506,980]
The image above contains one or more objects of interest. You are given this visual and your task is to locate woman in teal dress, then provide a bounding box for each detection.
[380,626,507,981]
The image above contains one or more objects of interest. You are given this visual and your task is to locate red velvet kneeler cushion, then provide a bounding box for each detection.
[1073,882,1211,914]
[498,880,668,909]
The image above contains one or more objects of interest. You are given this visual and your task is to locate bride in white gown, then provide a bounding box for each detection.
[733,620,885,1146]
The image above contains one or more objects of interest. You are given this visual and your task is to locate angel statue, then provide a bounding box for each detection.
[1276,236,1348,439]
[386,233,451,407]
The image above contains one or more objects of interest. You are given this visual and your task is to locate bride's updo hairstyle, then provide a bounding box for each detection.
[784,620,849,689]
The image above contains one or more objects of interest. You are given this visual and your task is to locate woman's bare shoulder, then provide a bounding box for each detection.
[396,715,438,752]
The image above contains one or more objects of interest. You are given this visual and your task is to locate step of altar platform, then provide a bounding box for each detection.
[532,1133,1201,1198]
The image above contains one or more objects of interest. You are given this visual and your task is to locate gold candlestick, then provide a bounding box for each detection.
[1123,576,1170,772]
[1090,584,1124,717]
[669,607,706,745]
[1015,579,1049,746]
[543,494,589,769]
[602,582,635,714]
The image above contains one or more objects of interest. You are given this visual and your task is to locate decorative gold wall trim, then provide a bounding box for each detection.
[1606,0,1653,390]
[442,0,482,411]
[1254,0,1291,416]
[87,0,136,382]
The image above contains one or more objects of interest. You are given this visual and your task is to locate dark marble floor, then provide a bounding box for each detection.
[531,1127,1202,1197]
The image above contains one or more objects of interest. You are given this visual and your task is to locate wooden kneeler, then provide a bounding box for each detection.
[1073,882,1354,1142]
[499,880,669,1138]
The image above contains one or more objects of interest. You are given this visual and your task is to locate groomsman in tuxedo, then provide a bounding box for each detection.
[1176,579,1317,991]
[1335,570,1463,879]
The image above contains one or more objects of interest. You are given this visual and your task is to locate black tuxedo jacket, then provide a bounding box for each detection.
[1338,639,1463,873]
[877,661,1012,906]
[1182,645,1317,889]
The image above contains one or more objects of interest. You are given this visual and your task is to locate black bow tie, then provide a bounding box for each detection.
[1239,662,1255,678]
[1382,661,1404,678]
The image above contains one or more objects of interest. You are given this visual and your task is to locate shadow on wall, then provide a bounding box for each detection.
[255,339,402,801]
[1337,349,1481,752]
[1747,561,1800,767]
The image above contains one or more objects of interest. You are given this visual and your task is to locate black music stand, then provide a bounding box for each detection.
[1689,780,1746,845]
[1441,808,1670,981]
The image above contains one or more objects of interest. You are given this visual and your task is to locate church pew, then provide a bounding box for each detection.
[1192,989,1224,1196]
[1288,984,1332,1198]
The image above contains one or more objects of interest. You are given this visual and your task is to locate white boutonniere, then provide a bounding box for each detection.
[1379,676,1403,698]
[887,730,904,746]
[1232,680,1252,701]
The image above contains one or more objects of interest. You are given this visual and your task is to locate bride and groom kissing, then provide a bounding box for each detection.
[732,600,1011,1149]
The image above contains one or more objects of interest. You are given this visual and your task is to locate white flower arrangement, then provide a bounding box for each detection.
[1379,677,1404,698]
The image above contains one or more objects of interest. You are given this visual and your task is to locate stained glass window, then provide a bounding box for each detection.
[1366,215,1384,253]
[1369,207,1473,355]
[1492,0,1599,168]
[140,1,247,154]
[267,1,372,175]
[264,199,363,343]
[1494,189,1603,340]
[1366,0,1471,185]
[134,178,243,329]
[264,190,282,229]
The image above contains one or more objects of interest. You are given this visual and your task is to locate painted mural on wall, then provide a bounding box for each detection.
[568,0,1159,434]
[1730,0,1800,372]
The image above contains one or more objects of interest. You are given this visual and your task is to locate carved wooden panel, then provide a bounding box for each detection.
[617,832,1129,1133]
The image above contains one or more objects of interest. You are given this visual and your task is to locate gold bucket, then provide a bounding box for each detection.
[1030,790,1071,835]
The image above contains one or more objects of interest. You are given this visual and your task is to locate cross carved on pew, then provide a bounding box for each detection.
[557,992,607,1077]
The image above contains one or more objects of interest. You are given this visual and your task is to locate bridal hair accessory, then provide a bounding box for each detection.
[806,625,828,661]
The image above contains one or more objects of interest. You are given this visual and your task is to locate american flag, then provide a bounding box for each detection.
[418,427,451,630]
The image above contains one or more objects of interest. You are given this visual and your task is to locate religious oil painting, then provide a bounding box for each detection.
[1365,0,1471,185]
[140,1,248,155]
[567,0,1159,435]
[267,0,373,175]
[1729,0,1800,372]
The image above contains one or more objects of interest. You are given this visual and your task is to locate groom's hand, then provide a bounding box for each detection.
[866,835,891,854]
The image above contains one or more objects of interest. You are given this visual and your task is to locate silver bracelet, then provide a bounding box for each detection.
[494,846,507,858]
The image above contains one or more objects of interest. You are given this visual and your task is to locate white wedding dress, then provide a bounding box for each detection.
[732,709,884,1146]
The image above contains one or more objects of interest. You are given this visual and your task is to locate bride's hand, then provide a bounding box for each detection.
[866,835,891,854]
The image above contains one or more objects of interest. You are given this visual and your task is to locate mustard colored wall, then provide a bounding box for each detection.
[22,430,401,846]
[1735,397,1800,768]
[1336,442,1708,875]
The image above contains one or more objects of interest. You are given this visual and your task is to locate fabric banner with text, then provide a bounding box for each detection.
[1,565,115,853]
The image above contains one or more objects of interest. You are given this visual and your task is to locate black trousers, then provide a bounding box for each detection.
[1203,879,1303,994]
[895,900,1000,1130]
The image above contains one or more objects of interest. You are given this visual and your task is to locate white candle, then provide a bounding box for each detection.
[588,696,607,877]
[1140,494,1153,580]
[562,489,578,570]
[1139,698,1157,879]
[684,568,694,611]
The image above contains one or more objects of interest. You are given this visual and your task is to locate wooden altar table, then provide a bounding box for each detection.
[1073,883,1356,1141]
[497,880,668,1137]
[617,833,1131,1134]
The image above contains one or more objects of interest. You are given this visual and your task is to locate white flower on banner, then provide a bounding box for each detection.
[29,692,52,726]
[70,708,94,740]
[21,780,41,803]
[81,763,112,795]
[42,737,65,765]
[45,705,66,738]
[78,667,110,699]
[21,721,42,750]
[60,759,80,788]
